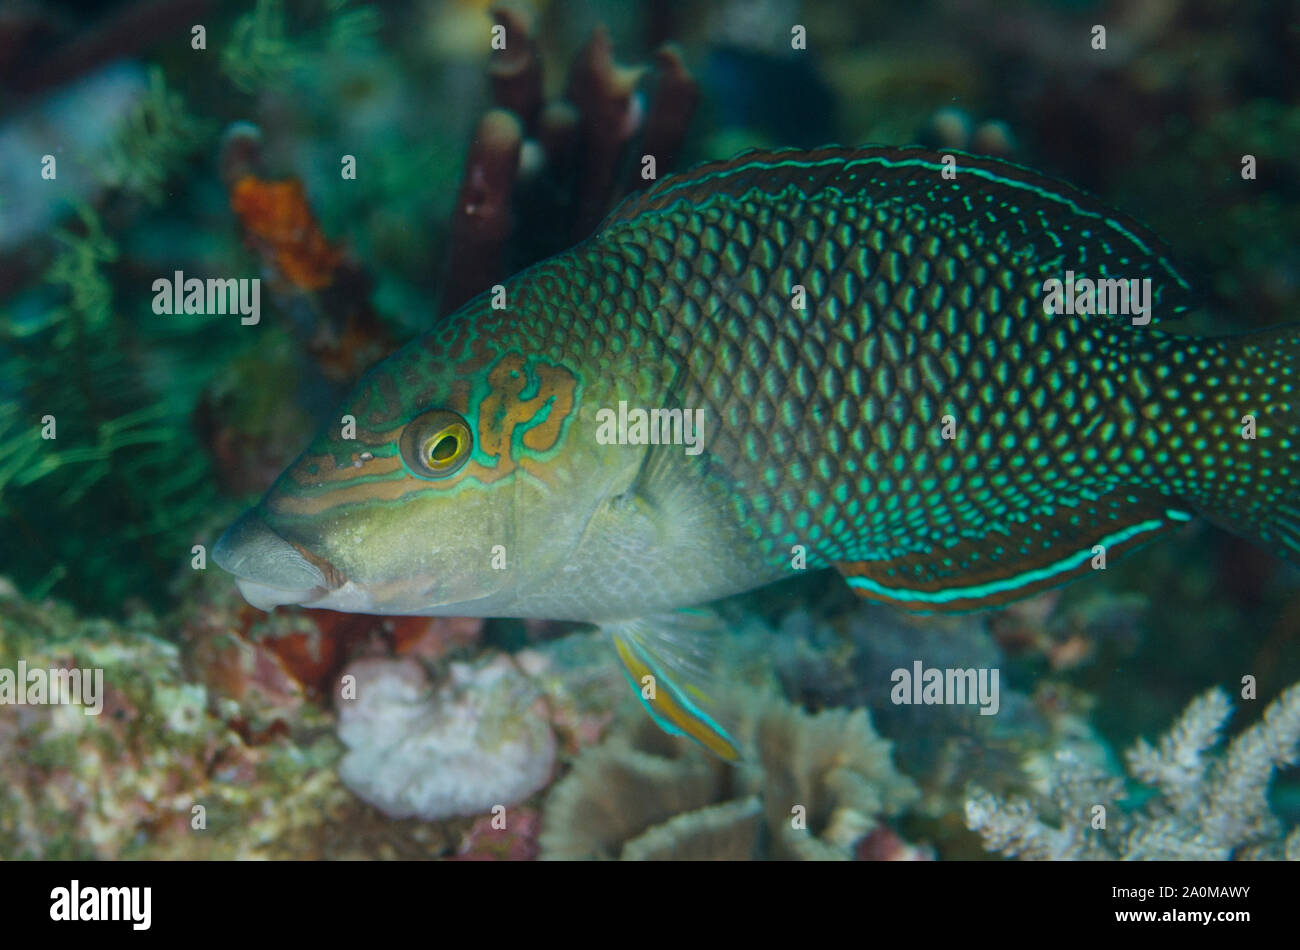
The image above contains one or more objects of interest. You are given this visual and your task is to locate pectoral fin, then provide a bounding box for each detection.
[603,610,743,761]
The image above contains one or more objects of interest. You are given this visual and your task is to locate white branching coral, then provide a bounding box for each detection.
[964,754,1125,860]
[1126,689,1231,813]
[966,682,1300,860]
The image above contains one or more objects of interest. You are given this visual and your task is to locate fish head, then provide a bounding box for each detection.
[214,321,636,616]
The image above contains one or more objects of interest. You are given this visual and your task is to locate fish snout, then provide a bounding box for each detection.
[213,509,338,610]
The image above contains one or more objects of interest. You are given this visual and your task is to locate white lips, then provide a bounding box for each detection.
[234,577,327,611]
[214,509,333,609]
[234,577,383,613]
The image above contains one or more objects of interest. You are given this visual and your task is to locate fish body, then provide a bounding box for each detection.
[215,146,1300,757]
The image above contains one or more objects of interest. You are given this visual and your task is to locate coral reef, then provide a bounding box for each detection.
[0,62,148,251]
[0,577,524,860]
[451,805,542,861]
[99,65,213,207]
[538,694,919,861]
[767,601,1115,828]
[757,704,920,860]
[966,683,1300,860]
[2,0,1299,864]
[0,579,344,860]
[335,654,557,821]
[439,6,699,314]
[619,797,764,861]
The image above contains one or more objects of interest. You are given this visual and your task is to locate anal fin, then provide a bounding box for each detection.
[837,491,1193,613]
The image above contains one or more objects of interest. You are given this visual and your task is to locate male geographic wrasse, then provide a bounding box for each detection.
[214,146,1300,759]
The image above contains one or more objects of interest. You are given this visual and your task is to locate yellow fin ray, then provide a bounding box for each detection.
[604,610,743,761]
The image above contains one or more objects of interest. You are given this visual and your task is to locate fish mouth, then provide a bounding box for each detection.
[212,509,340,611]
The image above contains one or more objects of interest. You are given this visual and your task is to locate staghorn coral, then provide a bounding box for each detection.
[966,683,1300,860]
[440,106,525,316]
[538,693,918,861]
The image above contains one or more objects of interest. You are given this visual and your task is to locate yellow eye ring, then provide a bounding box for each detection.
[399,410,472,478]
[424,425,466,469]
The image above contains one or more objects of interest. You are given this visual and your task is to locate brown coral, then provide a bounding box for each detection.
[757,705,920,860]
[438,9,699,315]
[539,693,919,861]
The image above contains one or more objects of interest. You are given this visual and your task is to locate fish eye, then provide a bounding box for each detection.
[429,434,459,462]
[399,409,472,478]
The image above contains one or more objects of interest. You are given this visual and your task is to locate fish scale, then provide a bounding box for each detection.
[402,148,1292,595]
[217,145,1300,758]
[566,155,1159,563]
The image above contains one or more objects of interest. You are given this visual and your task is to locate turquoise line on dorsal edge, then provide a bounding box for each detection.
[638,152,1190,292]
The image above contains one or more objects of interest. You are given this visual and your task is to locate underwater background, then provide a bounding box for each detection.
[1,0,1299,860]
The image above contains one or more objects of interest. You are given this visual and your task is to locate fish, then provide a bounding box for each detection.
[213,145,1300,759]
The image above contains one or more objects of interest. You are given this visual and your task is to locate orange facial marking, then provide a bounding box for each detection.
[468,354,577,485]
[268,355,577,517]
[270,471,436,516]
[287,434,406,487]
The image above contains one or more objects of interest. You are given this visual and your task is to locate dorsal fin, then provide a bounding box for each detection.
[836,489,1193,613]
[598,145,1194,326]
